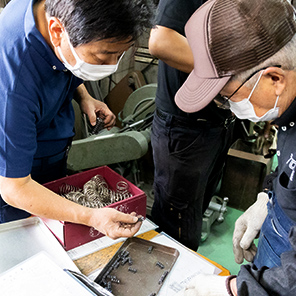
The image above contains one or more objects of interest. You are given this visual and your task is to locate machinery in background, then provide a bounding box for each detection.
[219,121,277,211]
[201,121,277,241]
[67,83,157,175]
[201,196,229,241]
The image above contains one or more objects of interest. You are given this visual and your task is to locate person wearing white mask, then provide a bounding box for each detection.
[0,0,154,239]
[57,32,126,82]
[174,0,296,295]
[225,71,280,123]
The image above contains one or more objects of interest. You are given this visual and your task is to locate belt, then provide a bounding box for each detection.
[156,108,235,129]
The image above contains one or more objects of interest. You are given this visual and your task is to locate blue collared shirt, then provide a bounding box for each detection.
[0,0,83,178]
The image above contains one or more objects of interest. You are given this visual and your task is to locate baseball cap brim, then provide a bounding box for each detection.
[175,71,230,113]
[175,0,231,113]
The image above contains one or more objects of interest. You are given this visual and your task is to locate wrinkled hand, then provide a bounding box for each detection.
[177,274,232,296]
[89,208,143,239]
[233,192,269,264]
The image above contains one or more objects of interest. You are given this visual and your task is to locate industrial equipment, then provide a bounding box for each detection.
[67,84,157,173]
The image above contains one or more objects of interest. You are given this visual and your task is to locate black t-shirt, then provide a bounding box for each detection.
[155,0,232,123]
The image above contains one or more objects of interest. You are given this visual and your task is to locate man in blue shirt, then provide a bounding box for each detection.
[0,0,153,239]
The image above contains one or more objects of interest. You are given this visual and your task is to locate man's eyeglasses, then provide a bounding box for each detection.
[214,65,281,110]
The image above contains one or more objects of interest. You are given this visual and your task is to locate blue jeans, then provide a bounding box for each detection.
[253,192,296,269]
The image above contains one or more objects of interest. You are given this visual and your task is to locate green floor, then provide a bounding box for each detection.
[198,207,245,275]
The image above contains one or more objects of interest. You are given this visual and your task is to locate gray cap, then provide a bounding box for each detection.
[175,0,296,113]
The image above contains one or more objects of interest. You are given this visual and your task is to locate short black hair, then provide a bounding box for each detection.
[45,0,155,47]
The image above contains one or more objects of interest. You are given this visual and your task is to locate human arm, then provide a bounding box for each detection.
[0,175,142,239]
[148,25,194,73]
[236,226,296,295]
[73,84,116,130]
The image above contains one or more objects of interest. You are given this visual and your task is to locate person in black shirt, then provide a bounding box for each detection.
[148,0,235,250]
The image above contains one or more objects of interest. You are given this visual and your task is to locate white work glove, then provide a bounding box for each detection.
[178,274,233,296]
[232,192,269,264]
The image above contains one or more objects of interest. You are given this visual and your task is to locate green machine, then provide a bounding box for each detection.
[67,84,157,173]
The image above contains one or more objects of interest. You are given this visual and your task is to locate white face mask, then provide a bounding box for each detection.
[57,34,124,81]
[229,71,279,122]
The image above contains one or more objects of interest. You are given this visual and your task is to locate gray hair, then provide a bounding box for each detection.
[231,33,296,86]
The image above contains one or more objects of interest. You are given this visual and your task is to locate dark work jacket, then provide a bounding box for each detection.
[237,98,296,295]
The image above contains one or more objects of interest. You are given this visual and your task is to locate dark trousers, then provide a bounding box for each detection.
[0,150,68,223]
[151,109,234,250]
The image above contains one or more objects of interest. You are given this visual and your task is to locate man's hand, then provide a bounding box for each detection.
[0,175,141,240]
[89,208,143,239]
[233,192,269,264]
[80,97,116,130]
[177,274,236,296]
[74,84,116,130]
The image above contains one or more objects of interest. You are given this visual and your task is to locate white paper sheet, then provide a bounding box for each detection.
[0,252,94,296]
[151,233,221,296]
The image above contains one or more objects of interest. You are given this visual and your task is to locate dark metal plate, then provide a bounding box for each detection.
[94,237,179,296]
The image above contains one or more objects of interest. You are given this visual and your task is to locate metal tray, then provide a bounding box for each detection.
[0,217,78,274]
[95,237,179,296]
